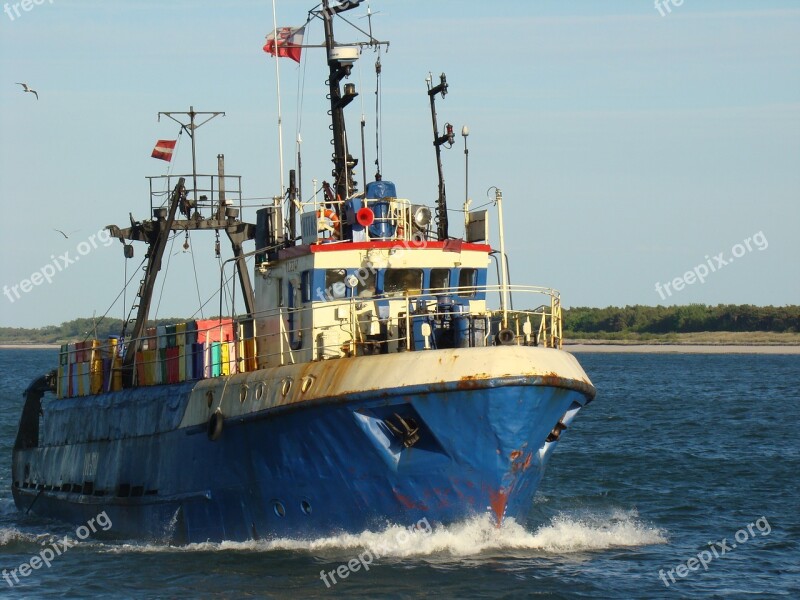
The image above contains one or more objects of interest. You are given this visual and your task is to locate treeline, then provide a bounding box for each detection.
[562,304,799,334]
[1,305,798,344]
[0,318,188,344]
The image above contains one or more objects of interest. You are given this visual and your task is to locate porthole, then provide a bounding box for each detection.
[255,382,265,400]
[301,376,315,393]
[281,378,292,397]
[206,390,214,408]
[273,501,286,518]
[239,384,249,404]
[300,500,312,515]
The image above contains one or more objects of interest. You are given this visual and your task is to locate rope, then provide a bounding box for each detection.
[295,18,311,156]
[450,200,493,213]
[157,128,185,207]
[84,254,147,343]
[188,231,205,320]
[123,249,127,324]
[153,233,178,320]
[189,268,238,321]
[217,246,239,318]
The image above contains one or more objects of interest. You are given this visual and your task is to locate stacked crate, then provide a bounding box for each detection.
[238,318,258,373]
[58,338,122,398]
[57,316,258,396]
[196,318,236,378]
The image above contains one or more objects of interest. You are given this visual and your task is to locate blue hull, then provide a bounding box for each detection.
[13,369,592,543]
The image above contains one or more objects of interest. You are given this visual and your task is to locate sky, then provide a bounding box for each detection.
[0,0,798,328]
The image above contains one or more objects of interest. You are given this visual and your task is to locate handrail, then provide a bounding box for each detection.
[148,173,243,218]
[302,196,416,244]
[53,285,563,397]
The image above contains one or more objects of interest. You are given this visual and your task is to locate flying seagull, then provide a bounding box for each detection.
[16,83,38,100]
[54,228,79,239]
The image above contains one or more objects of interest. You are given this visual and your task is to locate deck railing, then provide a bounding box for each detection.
[300,196,423,245]
[147,174,243,218]
[55,285,562,398]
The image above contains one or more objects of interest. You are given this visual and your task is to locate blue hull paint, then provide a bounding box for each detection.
[13,379,589,543]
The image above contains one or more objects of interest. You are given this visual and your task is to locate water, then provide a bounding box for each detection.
[0,349,797,598]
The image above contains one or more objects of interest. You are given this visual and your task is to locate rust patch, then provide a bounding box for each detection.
[456,372,492,391]
[431,487,452,508]
[488,488,508,527]
[509,450,522,461]
[394,490,428,511]
[511,451,533,474]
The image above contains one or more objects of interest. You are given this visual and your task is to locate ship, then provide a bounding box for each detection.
[12,0,596,543]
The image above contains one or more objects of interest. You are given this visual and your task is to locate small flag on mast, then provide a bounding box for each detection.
[263,26,306,63]
[151,140,177,162]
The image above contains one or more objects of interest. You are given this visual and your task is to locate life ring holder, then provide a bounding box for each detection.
[317,208,340,240]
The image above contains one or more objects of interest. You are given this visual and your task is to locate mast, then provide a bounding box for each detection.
[428,73,453,240]
[320,0,361,204]
[270,0,286,196]
[217,153,226,220]
[112,106,256,386]
[158,107,225,204]
[288,168,297,241]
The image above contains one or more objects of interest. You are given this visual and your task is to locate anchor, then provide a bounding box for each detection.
[385,413,420,448]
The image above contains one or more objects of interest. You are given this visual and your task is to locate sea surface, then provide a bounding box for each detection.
[0,348,797,599]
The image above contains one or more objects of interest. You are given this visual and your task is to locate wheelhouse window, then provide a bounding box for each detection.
[301,270,312,303]
[457,268,477,297]
[325,269,347,299]
[384,269,423,296]
[429,268,450,294]
[356,269,376,298]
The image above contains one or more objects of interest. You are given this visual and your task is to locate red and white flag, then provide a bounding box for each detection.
[151,139,177,162]
[263,26,305,63]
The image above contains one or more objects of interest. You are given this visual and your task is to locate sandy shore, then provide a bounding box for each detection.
[565,344,800,354]
[0,344,60,349]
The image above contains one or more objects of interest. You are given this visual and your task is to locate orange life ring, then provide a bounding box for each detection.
[317,208,340,238]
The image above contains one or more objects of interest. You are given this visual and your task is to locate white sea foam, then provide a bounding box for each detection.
[0,527,34,546]
[105,510,666,556]
[0,527,57,547]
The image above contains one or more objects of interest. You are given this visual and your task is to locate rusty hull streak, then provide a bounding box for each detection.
[313,347,588,402]
[394,489,428,511]
[488,488,509,527]
[537,371,596,401]
[455,373,496,391]
[300,362,592,407]
[199,349,595,422]
[510,451,533,475]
